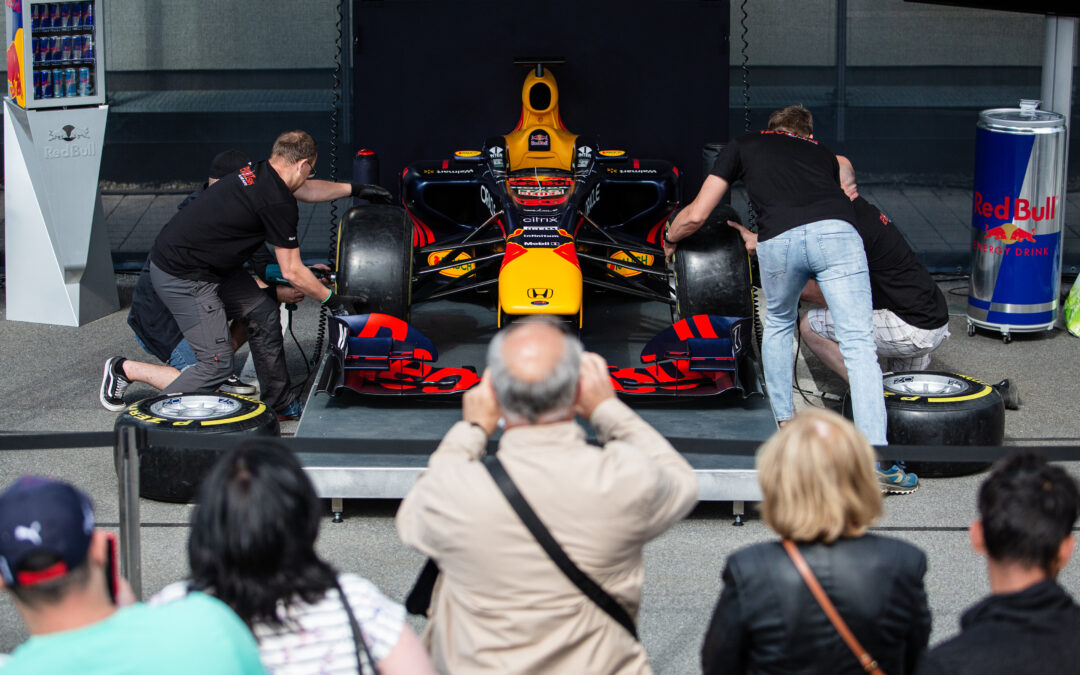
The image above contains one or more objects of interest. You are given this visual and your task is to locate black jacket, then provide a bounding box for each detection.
[702,534,931,675]
[916,579,1080,675]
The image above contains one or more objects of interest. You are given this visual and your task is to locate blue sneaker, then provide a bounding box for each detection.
[878,463,919,495]
[277,399,304,421]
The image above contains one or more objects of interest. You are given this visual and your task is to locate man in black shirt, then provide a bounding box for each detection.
[729,157,951,380]
[665,106,892,481]
[917,452,1080,674]
[798,157,950,378]
[126,150,260,395]
[100,130,390,419]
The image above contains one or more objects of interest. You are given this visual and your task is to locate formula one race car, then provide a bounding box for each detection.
[320,62,757,398]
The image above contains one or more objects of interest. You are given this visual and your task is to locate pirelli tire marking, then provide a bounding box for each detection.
[881,372,994,404]
[123,393,267,428]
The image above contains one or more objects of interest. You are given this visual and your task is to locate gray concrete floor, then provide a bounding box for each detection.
[0,270,1078,672]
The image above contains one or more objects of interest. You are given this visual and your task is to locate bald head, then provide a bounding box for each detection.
[487,318,583,424]
[501,321,566,382]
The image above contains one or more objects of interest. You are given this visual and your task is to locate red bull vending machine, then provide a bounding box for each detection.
[4,0,115,325]
[968,100,1067,344]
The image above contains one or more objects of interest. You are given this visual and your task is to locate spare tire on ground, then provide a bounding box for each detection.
[843,371,1004,478]
[114,392,280,503]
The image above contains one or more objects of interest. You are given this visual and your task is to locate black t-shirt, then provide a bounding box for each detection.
[711,130,855,242]
[853,196,948,330]
[150,160,299,282]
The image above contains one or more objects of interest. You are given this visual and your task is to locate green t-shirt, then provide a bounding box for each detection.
[1,591,265,674]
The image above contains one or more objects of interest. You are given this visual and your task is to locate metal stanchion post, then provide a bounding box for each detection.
[114,424,143,600]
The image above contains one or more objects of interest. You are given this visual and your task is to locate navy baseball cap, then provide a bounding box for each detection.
[0,477,95,587]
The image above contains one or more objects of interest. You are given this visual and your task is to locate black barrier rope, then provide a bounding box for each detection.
[1,430,1077,464]
[0,431,113,450]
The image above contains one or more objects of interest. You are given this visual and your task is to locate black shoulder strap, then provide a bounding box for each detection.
[482,454,638,640]
[333,577,378,675]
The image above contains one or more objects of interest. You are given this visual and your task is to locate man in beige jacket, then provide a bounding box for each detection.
[396,317,700,674]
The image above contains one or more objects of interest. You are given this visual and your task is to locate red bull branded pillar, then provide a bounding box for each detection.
[968,100,1067,343]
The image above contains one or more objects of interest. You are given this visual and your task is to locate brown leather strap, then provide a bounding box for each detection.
[782,539,885,675]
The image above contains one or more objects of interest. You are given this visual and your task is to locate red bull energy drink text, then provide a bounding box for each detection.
[968,100,1066,338]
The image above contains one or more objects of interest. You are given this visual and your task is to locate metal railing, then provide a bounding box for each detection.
[1,429,1078,601]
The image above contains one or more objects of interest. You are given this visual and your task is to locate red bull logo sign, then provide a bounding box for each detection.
[972,192,1056,258]
[972,193,1057,223]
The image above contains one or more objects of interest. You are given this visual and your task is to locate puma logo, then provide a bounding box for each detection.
[14,522,42,546]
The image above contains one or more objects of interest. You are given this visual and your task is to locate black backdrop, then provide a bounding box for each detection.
[351,0,730,201]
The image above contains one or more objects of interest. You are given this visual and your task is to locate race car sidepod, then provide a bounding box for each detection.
[316,313,480,396]
[607,315,764,398]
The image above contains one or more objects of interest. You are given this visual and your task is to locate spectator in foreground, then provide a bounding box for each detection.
[153,440,434,675]
[396,317,699,673]
[702,408,930,674]
[917,452,1080,674]
[0,476,265,674]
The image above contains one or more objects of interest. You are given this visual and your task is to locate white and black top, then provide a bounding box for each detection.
[154,573,406,674]
[150,160,299,283]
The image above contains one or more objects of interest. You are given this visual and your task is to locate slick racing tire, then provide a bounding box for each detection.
[672,204,754,321]
[114,392,280,503]
[336,204,412,320]
[842,371,1004,478]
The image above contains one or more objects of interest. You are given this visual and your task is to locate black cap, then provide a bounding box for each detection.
[208,149,251,180]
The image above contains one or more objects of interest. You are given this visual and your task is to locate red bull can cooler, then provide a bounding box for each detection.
[967,100,1066,341]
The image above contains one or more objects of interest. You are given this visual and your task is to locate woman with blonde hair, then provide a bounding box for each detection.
[701,408,931,674]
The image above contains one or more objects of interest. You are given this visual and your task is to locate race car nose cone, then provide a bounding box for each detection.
[499,248,582,317]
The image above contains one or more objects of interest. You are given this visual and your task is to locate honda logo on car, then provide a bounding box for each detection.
[527,288,553,299]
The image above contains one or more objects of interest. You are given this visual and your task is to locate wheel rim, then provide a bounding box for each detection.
[149,395,243,420]
[883,373,969,397]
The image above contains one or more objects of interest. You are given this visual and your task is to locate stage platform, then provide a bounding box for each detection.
[295,294,776,503]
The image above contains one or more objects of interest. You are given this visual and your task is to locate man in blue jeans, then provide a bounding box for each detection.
[664,105,916,493]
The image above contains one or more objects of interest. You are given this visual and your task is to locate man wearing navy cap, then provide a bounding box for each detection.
[0,476,265,674]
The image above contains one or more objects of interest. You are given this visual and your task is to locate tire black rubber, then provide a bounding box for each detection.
[114,392,280,503]
[843,371,1004,478]
[335,204,412,319]
[672,204,754,320]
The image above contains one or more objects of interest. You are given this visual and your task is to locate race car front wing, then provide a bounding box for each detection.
[316,313,762,399]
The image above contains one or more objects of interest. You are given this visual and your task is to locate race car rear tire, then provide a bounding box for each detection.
[336,205,412,320]
[672,204,754,321]
[842,371,1004,478]
[114,392,280,503]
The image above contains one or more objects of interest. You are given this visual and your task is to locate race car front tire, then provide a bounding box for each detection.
[842,371,1004,478]
[672,204,754,321]
[114,392,280,503]
[335,205,412,320]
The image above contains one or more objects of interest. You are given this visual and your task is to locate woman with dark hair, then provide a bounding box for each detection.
[154,440,434,675]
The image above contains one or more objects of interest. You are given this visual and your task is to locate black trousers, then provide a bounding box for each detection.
[149,263,294,412]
